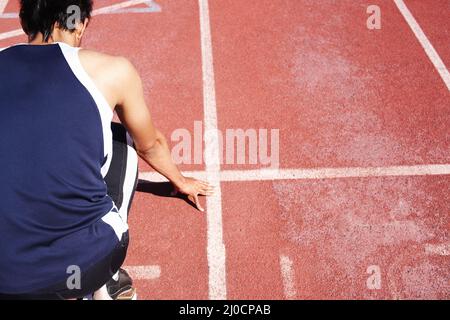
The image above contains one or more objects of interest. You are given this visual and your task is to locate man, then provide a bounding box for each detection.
[0,0,213,300]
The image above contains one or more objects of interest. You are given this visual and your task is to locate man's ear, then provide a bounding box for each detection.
[75,18,89,40]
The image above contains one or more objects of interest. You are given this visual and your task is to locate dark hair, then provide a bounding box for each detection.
[20,0,93,41]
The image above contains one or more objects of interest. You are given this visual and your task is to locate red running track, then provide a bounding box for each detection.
[0,0,449,299]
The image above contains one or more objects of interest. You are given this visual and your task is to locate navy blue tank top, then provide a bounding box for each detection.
[0,43,128,294]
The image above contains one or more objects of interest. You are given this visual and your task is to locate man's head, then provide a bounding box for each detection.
[19,0,93,47]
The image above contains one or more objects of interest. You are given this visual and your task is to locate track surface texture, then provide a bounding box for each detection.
[1,0,449,299]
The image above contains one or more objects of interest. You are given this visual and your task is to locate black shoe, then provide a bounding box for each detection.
[106,268,137,300]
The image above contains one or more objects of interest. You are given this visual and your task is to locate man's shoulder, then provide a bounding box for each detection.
[79,49,131,69]
[78,49,135,80]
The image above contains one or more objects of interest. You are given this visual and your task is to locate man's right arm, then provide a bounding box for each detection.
[111,57,213,211]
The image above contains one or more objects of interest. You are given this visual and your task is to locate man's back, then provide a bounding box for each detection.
[0,43,121,294]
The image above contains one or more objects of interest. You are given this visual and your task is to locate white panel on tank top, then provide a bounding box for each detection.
[57,42,113,177]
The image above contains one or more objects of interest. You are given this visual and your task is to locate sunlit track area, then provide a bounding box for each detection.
[0,0,449,300]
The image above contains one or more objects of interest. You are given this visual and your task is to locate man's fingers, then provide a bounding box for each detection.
[201,184,215,192]
[199,181,213,188]
[197,184,215,195]
[187,194,204,212]
[193,194,204,212]
[198,188,214,196]
[178,177,215,211]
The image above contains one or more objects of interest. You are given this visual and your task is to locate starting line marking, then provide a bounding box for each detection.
[0,0,161,41]
[138,164,450,183]
[394,0,450,91]
[124,265,161,280]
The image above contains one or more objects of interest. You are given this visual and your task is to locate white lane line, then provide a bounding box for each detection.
[394,0,450,91]
[198,0,227,300]
[0,0,157,41]
[0,28,22,41]
[139,164,450,183]
[0,0,159,18]
[124,265,161,280]
[0,0,8,14]
[93,0,149,15]
[0,13,16,18]
[140,170,207,182]
[219,164,450,181]
[425,243,450,256]
[280,255,297,300]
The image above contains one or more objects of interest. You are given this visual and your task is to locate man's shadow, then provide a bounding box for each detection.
[136,180,198,210]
